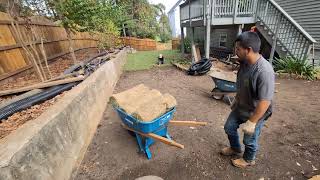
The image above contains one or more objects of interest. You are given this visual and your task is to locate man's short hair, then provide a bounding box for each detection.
[235,32,261,53]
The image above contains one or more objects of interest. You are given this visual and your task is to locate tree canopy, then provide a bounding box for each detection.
[1,0,172,44]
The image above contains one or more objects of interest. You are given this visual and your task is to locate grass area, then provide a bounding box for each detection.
[125,50,182,71]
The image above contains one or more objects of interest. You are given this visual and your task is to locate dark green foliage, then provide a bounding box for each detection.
[181,38,191,53]
[274,56,317,80]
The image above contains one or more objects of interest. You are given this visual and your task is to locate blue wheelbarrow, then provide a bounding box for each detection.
[114,107,185,159]
[209,73,237,105]
[114,106,207,159]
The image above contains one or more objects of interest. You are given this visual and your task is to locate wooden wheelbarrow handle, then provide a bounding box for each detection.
[121,124,184,149]
[169,120,208,126]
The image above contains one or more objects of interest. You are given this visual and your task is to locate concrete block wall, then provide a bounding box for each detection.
[0,49,127,180]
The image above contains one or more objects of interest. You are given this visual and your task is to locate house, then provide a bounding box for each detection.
[179,0,318,64]
[168,0,184,38]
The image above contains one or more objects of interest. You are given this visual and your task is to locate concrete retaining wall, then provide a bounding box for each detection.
[0,49,127,180]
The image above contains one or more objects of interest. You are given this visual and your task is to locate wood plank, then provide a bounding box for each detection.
[0,25,17,46]
[169,120,208,126]
[0,20,59,27]
[2,49,27,71]
[122,123,185,149]
[192,44,199,62]
[0,65,31,80]
[43,71,82,83]
[0,75,85,96]
[0,12,13,21]
[0,38,98,51]
[0,51,10,72]
[196,46,201,61]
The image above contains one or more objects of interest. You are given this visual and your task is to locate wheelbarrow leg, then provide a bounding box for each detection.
[211,88,224,100]
[223,95,235,106]
[165,132,172,140]
[145,139,153,159]
[135,133,144,153]
[145,147,152,159]
[227,96,232,105]
[145,137,155,159]
[161,126,171,140]
[136,133,154,159]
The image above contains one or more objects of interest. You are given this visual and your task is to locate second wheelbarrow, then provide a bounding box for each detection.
[209,71,237,105]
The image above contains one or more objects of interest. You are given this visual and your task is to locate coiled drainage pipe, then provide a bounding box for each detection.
[187,58,212,75]
[0,82,78,120]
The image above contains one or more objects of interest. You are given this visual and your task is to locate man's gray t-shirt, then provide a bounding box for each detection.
[235,56,275,119]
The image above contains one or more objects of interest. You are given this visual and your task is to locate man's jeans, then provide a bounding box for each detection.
[224,110,266,161]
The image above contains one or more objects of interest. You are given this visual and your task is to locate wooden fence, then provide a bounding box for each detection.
[172,38,180,50]
[0,12,98,80]
[120,37,156,51]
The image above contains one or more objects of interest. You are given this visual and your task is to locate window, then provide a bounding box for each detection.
[219,33,227,48]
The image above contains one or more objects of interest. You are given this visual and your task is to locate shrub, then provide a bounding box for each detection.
[274,57,317,80]
[159,32,171,43]
[179,38,191,53]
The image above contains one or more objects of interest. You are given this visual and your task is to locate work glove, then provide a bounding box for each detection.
[242,120,256,135]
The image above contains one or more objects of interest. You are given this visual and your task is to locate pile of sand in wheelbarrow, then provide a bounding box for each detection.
[110,84,177,122]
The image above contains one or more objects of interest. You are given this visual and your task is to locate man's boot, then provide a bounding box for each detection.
[231,158,255,168]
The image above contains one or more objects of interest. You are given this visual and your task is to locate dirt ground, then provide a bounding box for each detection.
[75,66,320,180]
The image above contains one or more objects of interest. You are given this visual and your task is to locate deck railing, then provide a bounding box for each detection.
[212,0,257,18]
[180,0,205,22]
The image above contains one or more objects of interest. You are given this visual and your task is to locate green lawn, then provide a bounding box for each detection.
[125,50,181,71]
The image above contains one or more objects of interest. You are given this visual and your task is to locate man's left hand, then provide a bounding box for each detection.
[242,120,256,135]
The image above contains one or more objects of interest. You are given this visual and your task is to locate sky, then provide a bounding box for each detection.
[149,0,178,13]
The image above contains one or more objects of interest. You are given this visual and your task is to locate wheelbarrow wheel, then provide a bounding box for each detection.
[211,88,224,100]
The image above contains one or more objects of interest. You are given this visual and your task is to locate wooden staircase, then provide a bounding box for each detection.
[255,0,316,61]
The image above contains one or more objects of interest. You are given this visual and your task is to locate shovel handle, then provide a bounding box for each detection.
[121,124,184,149]
[169,120,207,126]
